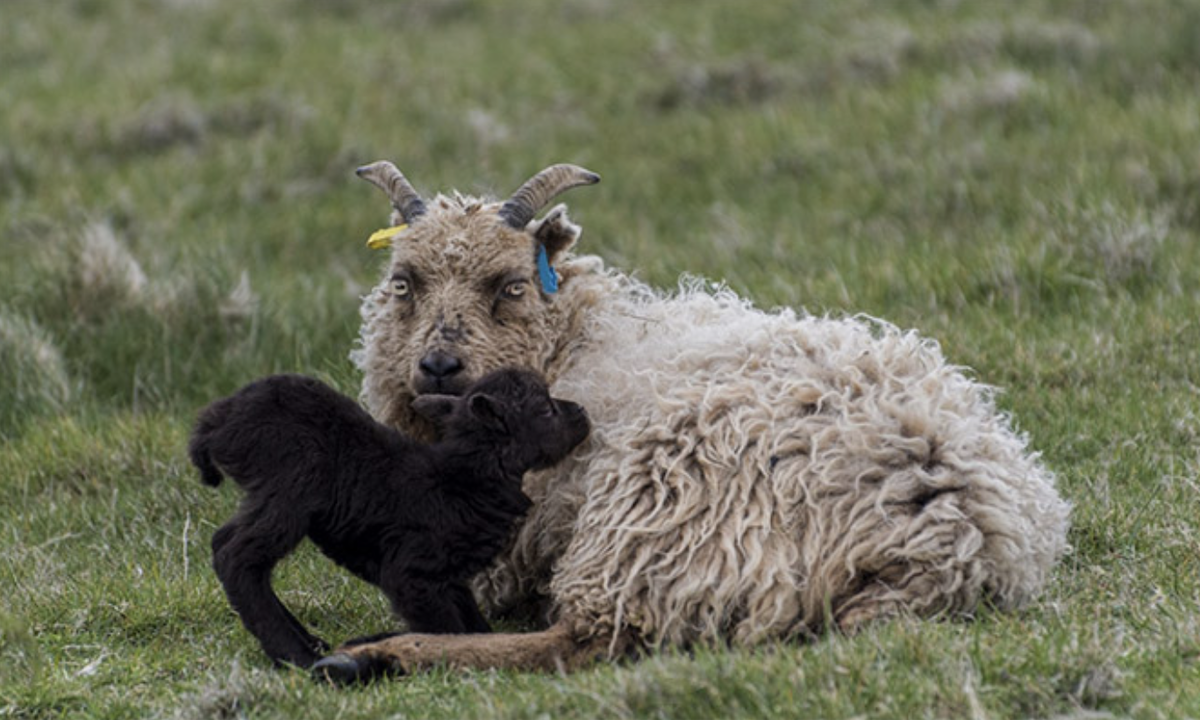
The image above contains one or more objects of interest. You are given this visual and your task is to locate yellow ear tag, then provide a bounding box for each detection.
[366,224,408,250]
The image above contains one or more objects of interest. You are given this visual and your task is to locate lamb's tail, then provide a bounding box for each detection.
[188,399,230,487]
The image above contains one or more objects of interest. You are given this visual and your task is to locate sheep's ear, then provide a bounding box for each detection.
[411,394,460,427]
[530,204,582,264]
[467,393,509,434]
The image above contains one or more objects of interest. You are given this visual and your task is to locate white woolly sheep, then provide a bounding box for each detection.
[323,162,1070,678]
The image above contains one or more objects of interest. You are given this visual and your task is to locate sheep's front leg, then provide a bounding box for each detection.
[312,621,616,684]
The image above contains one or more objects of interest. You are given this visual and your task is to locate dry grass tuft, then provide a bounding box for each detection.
[77,221,149,306]
[1004,19,1101,67]
[652,55,782,110]
[170,662,276,720]
[1075,204,1170,285]
[841,19,918,83]
[106,92,309,156]
[939,69,1038,116]
[0,311,72,433]
[219,271,259,321]
[936,19,1101,69]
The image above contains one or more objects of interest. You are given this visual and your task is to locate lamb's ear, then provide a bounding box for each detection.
[467,393,509,434]
[411,394,460,428]
[529,204,581,264]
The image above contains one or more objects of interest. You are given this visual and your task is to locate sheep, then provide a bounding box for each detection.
[320,162,1070,679]
[188,369,591,669]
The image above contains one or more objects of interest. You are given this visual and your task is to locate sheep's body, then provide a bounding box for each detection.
[337,164,1069,677]
[469,267,1067,647]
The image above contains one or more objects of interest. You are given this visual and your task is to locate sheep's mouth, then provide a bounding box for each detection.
[412,376,471,397]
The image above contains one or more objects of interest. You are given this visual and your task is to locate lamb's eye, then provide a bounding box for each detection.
[391,277,412,299]
[501,280,527,299]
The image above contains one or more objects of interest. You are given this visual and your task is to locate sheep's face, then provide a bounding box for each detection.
[357,194,583,438]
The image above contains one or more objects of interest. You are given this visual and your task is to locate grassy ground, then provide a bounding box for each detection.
[2,0,1198,717]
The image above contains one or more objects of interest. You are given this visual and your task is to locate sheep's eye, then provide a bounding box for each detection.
[501,280,527,299]
[391,277,412,299]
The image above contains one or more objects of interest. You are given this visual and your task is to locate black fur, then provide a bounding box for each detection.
[188,369,589,668]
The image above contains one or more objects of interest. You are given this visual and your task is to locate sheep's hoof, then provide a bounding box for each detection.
[311,653,398,685]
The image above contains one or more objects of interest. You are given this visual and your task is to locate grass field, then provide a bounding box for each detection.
[2,0,1199,717]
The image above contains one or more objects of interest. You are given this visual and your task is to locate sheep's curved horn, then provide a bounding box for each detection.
[356,161,427,223]
[499,164,600,229]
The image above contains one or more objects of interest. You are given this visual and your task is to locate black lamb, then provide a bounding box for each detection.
[188,368,590,668]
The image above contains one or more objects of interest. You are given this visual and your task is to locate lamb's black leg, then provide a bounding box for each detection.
[335,582,488,645]
[447,582,492,634]
[273,597,330,654]
[212,504,322,667]
[212,523,328,654]
[313,579,478,685]
[383,577,468,634]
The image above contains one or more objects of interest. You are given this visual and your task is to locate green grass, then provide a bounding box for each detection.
[2,0,1199,716]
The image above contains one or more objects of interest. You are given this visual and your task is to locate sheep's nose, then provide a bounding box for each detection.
[419,350,463,379]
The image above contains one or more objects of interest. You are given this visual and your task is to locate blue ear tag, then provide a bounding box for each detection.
[537,245,558,294]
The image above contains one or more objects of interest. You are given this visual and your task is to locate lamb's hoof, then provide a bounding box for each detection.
[311,653,398,685]
[312,654,368,685]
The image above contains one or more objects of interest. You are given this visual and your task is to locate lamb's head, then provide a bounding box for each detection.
[354,162,599,437]
[412,368,591,474]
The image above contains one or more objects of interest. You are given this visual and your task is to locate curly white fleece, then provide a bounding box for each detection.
[466,266,1069,648]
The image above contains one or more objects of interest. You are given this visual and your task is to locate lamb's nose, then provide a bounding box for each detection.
[419,350,463,379]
